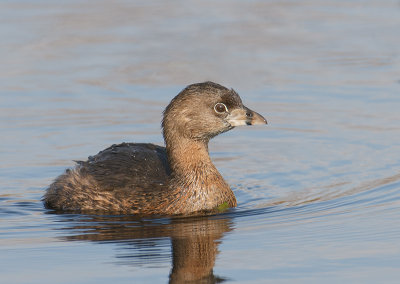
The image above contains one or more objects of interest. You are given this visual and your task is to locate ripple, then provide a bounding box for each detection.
[1,0,400,281]
[225,173,400,229]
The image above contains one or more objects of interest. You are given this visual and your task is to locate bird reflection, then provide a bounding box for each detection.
[56,214,234,283]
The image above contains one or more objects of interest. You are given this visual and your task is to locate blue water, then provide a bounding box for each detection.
[1,1,400,283]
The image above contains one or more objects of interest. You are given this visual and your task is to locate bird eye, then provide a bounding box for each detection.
[214,103,228,114]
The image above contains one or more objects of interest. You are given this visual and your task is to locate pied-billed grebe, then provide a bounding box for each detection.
[43,82,267,215]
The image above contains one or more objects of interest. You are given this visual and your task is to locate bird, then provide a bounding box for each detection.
[43,81,267,215]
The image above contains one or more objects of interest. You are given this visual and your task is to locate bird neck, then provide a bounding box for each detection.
[166,137,215,178]
[161,133,237,215]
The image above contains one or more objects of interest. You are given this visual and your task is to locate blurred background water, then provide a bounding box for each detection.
[1,0,400,283]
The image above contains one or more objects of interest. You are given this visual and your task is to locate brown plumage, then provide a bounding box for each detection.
[43,82,267,215]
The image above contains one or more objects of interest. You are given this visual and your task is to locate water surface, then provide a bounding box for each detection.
[1,1,400,283]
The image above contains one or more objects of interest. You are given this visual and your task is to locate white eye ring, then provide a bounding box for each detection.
[214,103,228,114]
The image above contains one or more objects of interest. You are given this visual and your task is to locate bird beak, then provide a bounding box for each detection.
[227,106,268,127]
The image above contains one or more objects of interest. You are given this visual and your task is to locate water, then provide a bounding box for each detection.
[1,0,400,283]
